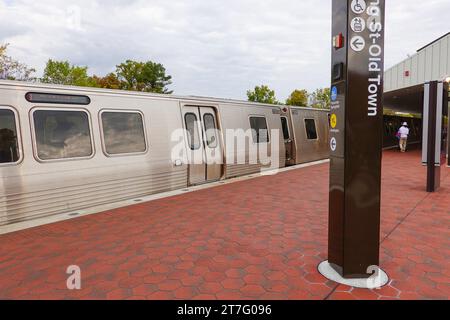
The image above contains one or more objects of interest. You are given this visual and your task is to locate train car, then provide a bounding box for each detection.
[281,107,330,165]
[215,102,286,179]
[0,80,330,226]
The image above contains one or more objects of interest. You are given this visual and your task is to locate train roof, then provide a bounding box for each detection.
[0,80,330,112]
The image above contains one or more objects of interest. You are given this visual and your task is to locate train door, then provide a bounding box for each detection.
[281,116,293,164]
[183,106,222,185]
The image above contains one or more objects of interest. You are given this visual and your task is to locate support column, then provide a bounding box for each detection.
[422,81,444,192]
[445,82,449,167]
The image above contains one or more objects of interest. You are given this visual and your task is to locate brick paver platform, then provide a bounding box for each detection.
[0,150,449,300]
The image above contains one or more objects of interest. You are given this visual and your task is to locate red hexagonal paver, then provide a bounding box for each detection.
[215,291,246,300]
[157,280,182,291]
[329,292,357,300]
[180,276,203,287]
[118,277,144,289]
[351,288,380,300]
[204,272,227,282]
[193,294,216,300]
[106,289,132,300]
[146,291,173,300]
[240,285,266,297]
[243,274,266,285]
[132,284,157,296]
[143,274,165,285]
[221,279,245,290]
[199,282,223,295]
[266,281,290,293]
[174,287,198,299]
[225,269,245,279]
[245,265,266,275]
[151,264,172,274]
[0,150,448,300]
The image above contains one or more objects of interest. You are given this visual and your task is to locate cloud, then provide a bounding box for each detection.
[0,0,449,101]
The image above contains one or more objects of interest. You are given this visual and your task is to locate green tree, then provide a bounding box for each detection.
[0,44,36,81]
[311,88,331,109]
[41,59,93,86]
[286,89,309,107]
[90,73,123,90]
[116,60,173,94]
[247,85,278,104]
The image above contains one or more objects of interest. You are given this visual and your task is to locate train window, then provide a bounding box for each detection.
[33,109,93,160]
[101,111,147,155]
[0,109,20,164]
[304,119,318,140]
[185,113,201,150]
[281,117,290,140]
[250,117,269,144]
[203,113,218,148]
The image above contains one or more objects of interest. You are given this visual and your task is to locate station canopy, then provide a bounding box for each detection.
[383,32,449,115]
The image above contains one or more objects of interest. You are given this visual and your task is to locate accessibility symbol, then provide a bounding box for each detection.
[351,17,366,33]
[331,86,338,101]
[330,114,337,129]
[351,0,366,14]
[350,36,365,52]
[330,137,337,152]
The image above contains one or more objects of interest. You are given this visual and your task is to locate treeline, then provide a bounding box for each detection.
[0,44,36,81]
[247,85,330,109]
[1,43,329,108]
[41,59,173,94]
[0,44,173,94]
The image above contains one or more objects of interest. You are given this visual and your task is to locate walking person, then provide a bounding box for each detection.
[398,122,410,153]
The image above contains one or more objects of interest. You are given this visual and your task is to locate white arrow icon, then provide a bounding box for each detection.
[330,137,337,152]
[350,36,365,52]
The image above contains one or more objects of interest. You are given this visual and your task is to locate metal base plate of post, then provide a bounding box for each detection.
[318,261,389,289]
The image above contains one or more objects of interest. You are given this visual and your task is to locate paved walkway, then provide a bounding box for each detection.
[0,150,449,300]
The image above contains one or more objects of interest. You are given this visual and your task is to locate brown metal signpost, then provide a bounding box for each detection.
[320,0,388,285]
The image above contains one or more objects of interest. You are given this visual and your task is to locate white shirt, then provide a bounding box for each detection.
[399,126,410,139]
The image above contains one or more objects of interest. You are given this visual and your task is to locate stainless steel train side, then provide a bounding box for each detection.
[0,84,189,226]
[0,81,329,226]
[218,103,286,178]
[289,107,330,164]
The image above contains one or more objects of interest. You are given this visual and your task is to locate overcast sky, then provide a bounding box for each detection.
[1,0,449,101]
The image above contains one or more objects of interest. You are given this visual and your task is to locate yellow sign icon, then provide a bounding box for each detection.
[330,114,337,129]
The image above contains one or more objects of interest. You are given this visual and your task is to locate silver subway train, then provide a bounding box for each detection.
[0,80,330,226]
